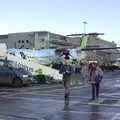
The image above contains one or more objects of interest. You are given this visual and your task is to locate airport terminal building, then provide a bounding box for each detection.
[0,31,77,49]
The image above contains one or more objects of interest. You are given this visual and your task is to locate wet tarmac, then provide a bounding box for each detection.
[0,71,120,119]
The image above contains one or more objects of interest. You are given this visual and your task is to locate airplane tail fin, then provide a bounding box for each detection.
[80,34,88,49]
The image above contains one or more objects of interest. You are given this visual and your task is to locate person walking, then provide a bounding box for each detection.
[89,63,103,100]
[59,58,74,99]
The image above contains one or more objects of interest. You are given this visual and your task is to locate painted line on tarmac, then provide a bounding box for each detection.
[0,85,64,92]
[72,85,90,89]
[111,113,120,120]
[28,85,63,90]
[51,85,90,92]
[0,92,25,98]
[0,112,38,120]
[36,93,91,99]
[82,101,120,107]
[61,110,115,116]
[0,85,89,98]
[39,84,90,93]
[100,92,120,99]
[2,96,80,104]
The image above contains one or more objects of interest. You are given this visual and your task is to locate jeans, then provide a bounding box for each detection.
[92,82,100,99]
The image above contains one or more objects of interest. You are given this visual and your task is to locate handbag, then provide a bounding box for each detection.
[95,75,103,82]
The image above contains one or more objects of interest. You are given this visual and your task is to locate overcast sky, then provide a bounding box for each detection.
[0,0,120,45]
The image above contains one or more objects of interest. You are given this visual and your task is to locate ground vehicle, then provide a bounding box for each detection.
[0,43,7,59]
[0,60,32,87]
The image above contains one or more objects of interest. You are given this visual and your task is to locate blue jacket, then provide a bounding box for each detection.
[59,64,74,74]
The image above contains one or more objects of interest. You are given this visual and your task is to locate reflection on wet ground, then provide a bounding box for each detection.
[88,105,103,120]
[44,98,115,120]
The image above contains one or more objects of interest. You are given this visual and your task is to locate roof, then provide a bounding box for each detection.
[0,35,8,39]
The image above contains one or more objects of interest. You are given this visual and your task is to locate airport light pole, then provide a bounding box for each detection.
[83,21,87,34]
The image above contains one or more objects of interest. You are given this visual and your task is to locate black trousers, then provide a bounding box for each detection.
[92,82,100,99]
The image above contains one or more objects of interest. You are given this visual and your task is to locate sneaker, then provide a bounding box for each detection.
[90,98,95,101]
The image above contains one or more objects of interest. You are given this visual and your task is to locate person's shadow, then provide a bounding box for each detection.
[89,105,102,120]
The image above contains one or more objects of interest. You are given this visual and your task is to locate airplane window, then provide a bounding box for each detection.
[22,40,24,43]
[26,40,29,43]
